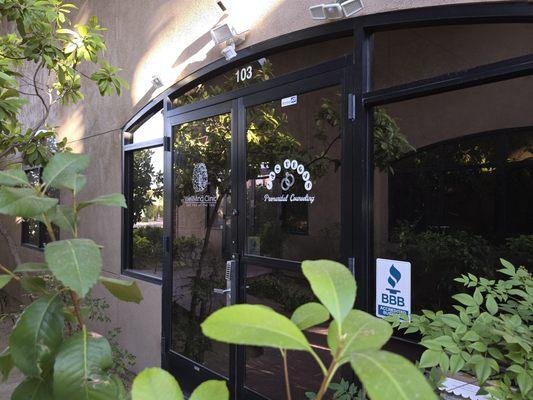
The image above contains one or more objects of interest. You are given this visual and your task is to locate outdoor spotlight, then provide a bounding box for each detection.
[340,0,364,17]
[309,4,326,20]
[221,42,237,61]
[323,3,343,19]
[309,0,364,20]
[210,21,246,62]
[210,23,238,46]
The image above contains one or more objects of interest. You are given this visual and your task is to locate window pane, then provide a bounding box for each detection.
[373,23,533,90]
[244,264,339,398]
[245,86,342,262]
[126,110,164,144]
[373,77,533,316]
[21,219,40,247]
[170,114,232,377]
[172,36,352,108]
[129,146,164,277]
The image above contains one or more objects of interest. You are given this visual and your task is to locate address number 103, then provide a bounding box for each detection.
[235,65,253,83]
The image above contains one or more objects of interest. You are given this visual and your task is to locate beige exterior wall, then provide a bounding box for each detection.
[2,0,522,372]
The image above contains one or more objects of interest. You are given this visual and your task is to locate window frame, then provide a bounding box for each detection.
[122,140,165,285]
[119,3,533,362]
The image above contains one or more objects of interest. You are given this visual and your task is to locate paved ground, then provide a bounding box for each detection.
[0,319,23,399]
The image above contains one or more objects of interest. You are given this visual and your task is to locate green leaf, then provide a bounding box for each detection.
[78,193,127,210]
[67,173,87,195]
[328,310,392,363]
[14,262,49,273]
[452,293,477,307]
[42,152,89,190]
[53,327,126,400]
[0,275,12,289]
[201,304,311,351]
[0,187,57,217]
[47,205,77,234]
[99,276,143,303]
[301,260,356,325]
[485,295,498,315]
[12,376,53,400]
[0,169,30,187]
[418,349,441,368]
[351,351,437,400]
[473,358,492,384]
[9,294,64,377]
[517,372,532,396]
[20,276,47,294]
[131,367,183,400]
[449,354,465,374]
[291,302,329,331]
[190,380,229,400]
[0,347,14,382]
[44,239,102,297]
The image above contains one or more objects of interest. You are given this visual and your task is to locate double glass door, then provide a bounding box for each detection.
[164,70,350,399]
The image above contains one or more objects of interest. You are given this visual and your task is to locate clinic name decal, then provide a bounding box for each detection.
[184,163,217,206]
[264,159,315,204]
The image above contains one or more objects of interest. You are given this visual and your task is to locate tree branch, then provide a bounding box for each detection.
[0,223,21,267]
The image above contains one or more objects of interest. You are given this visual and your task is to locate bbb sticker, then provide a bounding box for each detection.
[376,258,411,321]
[281,95,297,107]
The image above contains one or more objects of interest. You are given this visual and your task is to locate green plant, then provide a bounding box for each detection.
[0,153,143,398]
[306,378,365,400]
[391,259,533,399]
[130,260,436,400]
[373,108,414,172]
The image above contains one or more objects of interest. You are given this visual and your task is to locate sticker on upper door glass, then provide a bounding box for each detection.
[281,95,298,107]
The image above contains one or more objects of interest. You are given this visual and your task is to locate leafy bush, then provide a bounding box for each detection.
[131,260,438,400]
[391,259,532,399]
[0,153,143,399]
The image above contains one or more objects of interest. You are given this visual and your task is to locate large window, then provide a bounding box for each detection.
[123,110,165,281]
[372,76,533,314]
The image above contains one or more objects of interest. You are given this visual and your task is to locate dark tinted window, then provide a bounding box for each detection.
[373,23,533,90]
[373,77,533,314]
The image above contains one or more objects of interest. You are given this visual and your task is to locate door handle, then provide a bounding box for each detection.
[213,288,231,295]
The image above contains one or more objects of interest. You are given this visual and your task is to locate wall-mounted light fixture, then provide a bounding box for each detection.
[210,1,247,61]
[151,75,164,88]
[310,0,364,20]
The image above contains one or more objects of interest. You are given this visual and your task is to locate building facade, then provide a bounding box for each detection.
[3,1,533,399]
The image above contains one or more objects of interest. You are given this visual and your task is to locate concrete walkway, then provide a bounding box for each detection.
[0,319,23,399]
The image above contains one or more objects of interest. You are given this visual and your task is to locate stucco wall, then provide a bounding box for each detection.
[4,0,522,373]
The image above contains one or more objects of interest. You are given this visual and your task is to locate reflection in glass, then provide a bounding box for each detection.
[245,87,342,261]
[172,37,352,108]
[130,147,164,277]
[245,265,335,398]
[21,168,59,248]
[127,110,164,144]
[373,23,533,89]
[171,114,231,377]
[373,77,533,315]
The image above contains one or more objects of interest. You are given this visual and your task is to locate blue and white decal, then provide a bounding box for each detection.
[376,258,411,321]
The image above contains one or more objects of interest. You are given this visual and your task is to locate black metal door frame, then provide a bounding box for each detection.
[153,4,533,399]
[162,63,354,398]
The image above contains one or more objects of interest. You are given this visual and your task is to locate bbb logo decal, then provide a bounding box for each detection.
[376,259,411,321]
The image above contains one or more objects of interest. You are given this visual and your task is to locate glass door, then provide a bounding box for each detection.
[165,102,237,393]
[240,79,349,399]
[163,68,352,399]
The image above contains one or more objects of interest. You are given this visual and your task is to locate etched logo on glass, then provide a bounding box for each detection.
[192,163,208,194]
[263,158,315,204]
